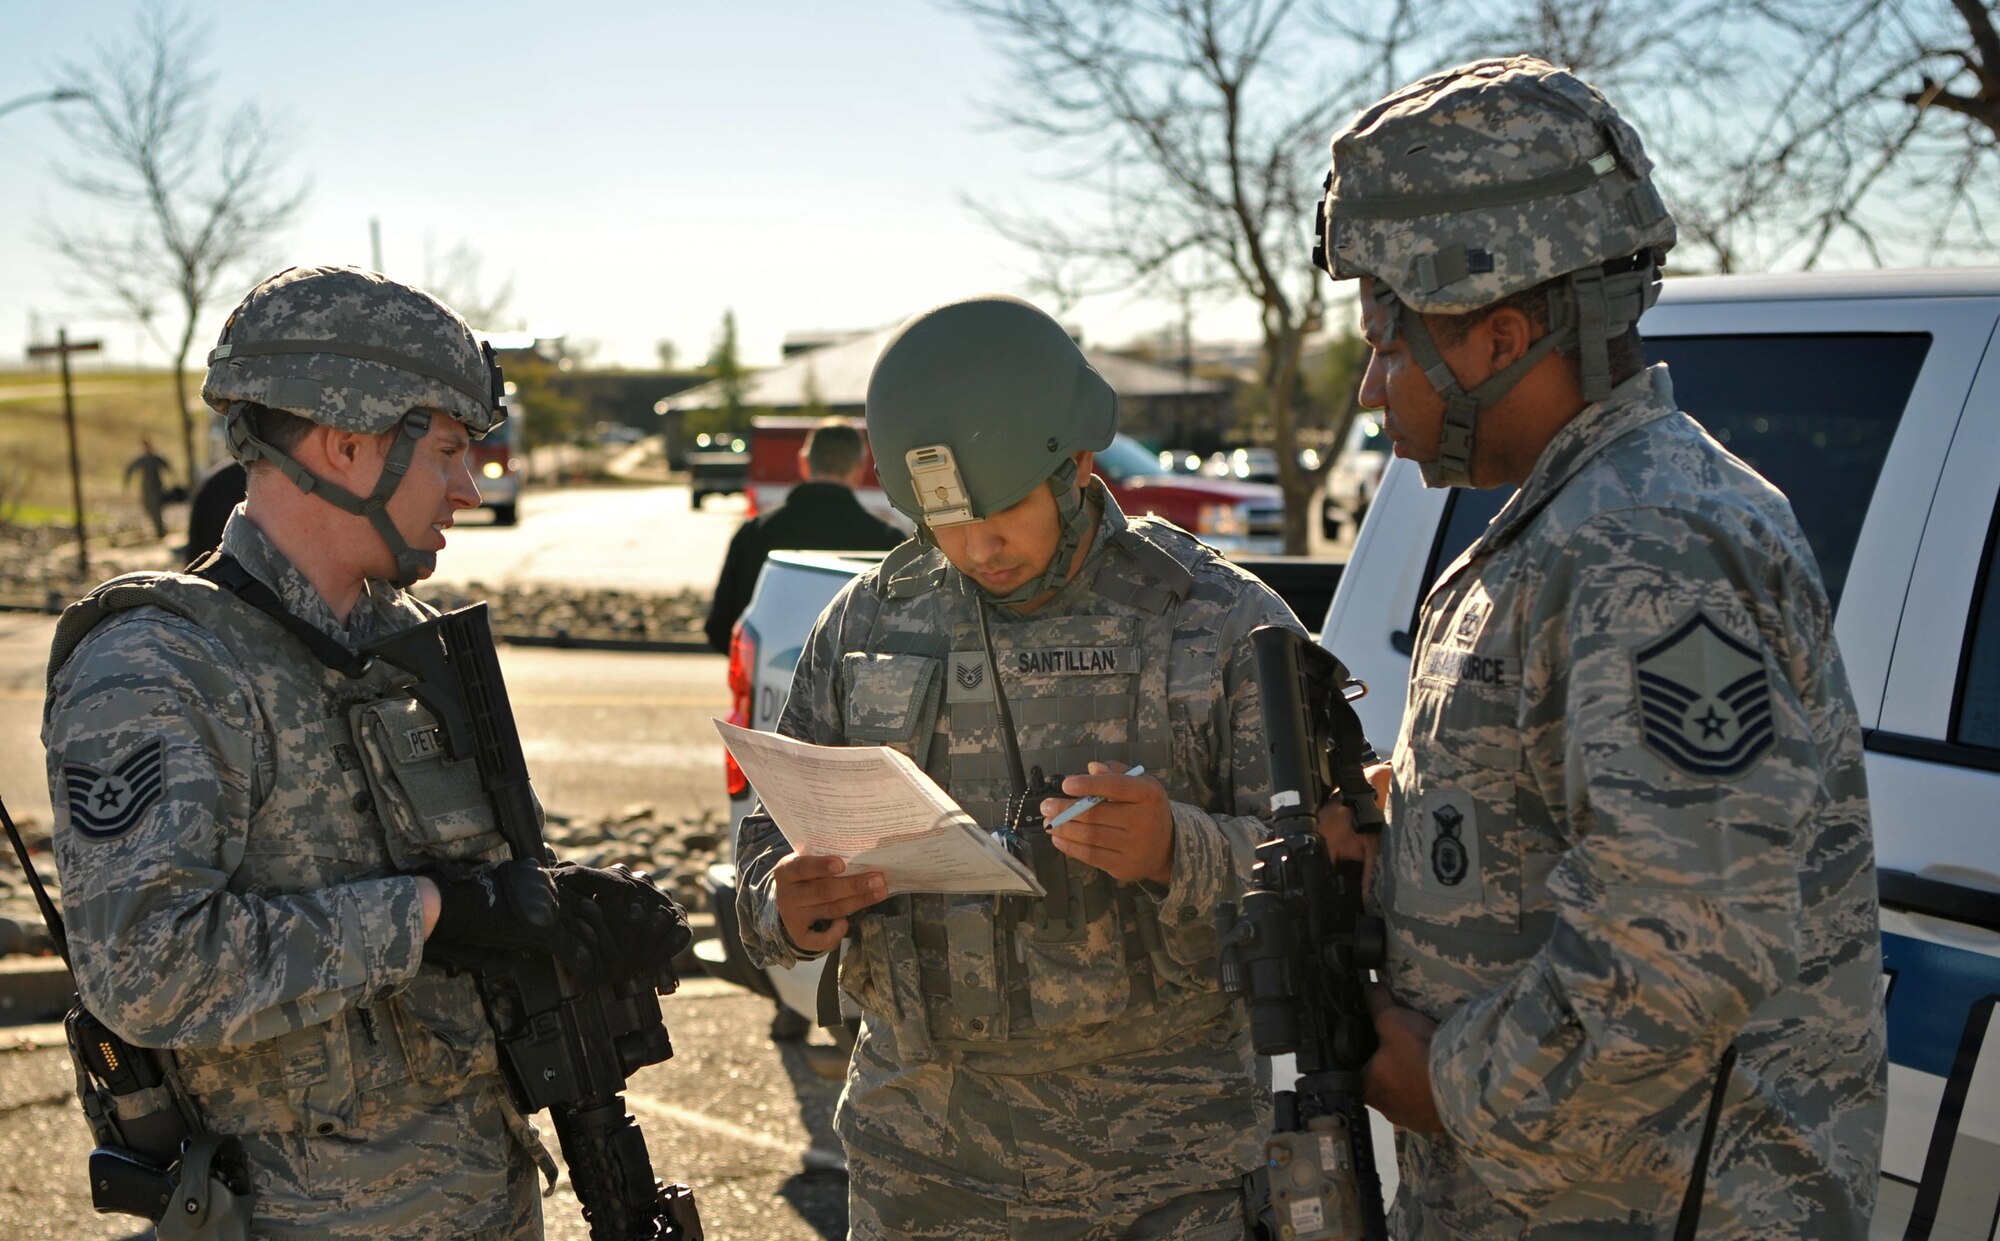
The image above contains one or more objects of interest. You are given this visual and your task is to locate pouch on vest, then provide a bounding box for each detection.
[1020,879,1132,1030]
[173,1015,357,1137]
[383,970,502,1089]
[841,652,942,760]
[350,693,510,869]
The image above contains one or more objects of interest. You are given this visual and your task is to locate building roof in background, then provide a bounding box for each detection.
[662,325,1226,412]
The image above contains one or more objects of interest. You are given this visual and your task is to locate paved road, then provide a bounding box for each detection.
[434,482,751,595]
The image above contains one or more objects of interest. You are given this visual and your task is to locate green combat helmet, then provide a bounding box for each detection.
[1313,54,1676,487]
[201,265,504,585]
[867,294,1116,604]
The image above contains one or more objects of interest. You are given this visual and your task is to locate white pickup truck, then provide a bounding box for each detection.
[706,268,2000,1237]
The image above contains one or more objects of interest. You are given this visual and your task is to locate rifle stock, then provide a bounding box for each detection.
[1219,624,1387,1241]
[365,604,701,1241]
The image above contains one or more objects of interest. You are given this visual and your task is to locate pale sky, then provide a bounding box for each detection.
[1,0,1266,372]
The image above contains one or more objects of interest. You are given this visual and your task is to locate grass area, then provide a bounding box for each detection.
[0,367,207,525]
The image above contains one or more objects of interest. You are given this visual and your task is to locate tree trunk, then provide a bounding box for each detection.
[1266,321,1320,556]
[172,329,198,486]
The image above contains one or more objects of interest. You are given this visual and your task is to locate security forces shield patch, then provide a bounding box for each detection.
[64,738,166,840]
[1634,610,1774,778]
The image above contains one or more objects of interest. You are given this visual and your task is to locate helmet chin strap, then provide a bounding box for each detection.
[958,457,1090,608]
[226,404,438,587]
[1380,259,1664,488]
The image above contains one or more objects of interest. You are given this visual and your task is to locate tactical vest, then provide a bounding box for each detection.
[834,520,1238,1072]
[50,572,522,1142]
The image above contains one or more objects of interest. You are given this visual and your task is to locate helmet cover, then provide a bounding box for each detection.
[1318,54,1675,313]
[202,265,503,442]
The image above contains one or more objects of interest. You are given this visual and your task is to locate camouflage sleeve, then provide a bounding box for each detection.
[1429,508,1816,1208]
[734,580,873,969]
[1150,575,1306,970]
[44,612,426,1049]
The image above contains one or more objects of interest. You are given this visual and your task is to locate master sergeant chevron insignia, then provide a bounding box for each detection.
[1633,610,1775,779]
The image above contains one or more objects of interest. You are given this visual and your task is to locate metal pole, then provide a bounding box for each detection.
[58,329,89,579]
[370,217,383,273]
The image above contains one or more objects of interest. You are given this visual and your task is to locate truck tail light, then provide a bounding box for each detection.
[1196,501,1249,538]
[725,620,757,797]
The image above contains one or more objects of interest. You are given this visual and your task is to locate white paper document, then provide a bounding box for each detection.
[714,720,1044,897]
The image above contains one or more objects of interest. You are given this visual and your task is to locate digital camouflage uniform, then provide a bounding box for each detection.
[1310,55,1887,1237]
[737,484,1294,1240]
[1383,365,1886,1237]
[44,509,545,1240]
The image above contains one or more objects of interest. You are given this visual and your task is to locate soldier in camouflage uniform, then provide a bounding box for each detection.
[1308,57,1887,1237]
[735,294,1298,1239]
[43,266,683,1240]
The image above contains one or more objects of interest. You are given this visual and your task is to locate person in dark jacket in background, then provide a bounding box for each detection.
[703,421,904,652]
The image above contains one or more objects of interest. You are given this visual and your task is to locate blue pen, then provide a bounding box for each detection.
[1045,765,1147,829]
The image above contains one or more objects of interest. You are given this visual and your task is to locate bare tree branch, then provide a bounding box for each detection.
[43,0,308,483]
[957,0,1357,550]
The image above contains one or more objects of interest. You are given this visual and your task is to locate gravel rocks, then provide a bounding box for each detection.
[414,580,709,647]
[0,519,160,613]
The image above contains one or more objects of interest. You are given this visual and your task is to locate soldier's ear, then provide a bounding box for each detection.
[1478,305,1536,375]
[309,426,379,487]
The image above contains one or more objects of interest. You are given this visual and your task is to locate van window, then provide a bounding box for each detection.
[1955,495,2000,750]
[1419,334,1930,610]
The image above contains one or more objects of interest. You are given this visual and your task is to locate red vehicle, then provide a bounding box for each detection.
[743,417,1283,552]
[471,393,523,525]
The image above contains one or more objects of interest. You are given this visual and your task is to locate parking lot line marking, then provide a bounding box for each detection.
[626,1094,847,1173]
[507,694,726,708]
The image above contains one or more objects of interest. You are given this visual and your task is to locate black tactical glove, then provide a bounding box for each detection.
[424,858,593,972]
[548,861,692,989]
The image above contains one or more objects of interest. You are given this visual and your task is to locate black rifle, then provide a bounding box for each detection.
[363,603,701,1241]
[1218,624,1388,1241]
[2,791,252,1229]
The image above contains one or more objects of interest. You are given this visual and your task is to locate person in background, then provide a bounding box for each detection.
[703,421,904,652]
[123,434,173,538]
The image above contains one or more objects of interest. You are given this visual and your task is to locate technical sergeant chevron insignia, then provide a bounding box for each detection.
[63,738,166,840]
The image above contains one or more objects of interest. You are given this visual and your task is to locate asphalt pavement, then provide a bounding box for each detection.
[0,978,852,1240]
[431,482,751,596]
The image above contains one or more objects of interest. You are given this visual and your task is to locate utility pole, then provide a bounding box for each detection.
[370,217,383,272]
[27,329,103,580]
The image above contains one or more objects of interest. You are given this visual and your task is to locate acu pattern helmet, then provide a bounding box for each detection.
[201,265,505,585]
[1314,55,1676,487]
[867,295,1116,604]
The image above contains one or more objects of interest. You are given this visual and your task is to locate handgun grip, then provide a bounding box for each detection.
[87,1146,175,1222]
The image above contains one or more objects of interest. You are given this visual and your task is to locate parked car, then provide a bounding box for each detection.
[743,417,1281,555]
[472,392,524,525]
[704,548,890,1033]
[1202,446,1281,484]
[1319,414,1390,542]
[1323,268,2000,1237]
[686,448,750,509]
[1094,434,1284,554]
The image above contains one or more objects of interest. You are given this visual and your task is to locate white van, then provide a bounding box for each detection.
[1323,268,2000,1239]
